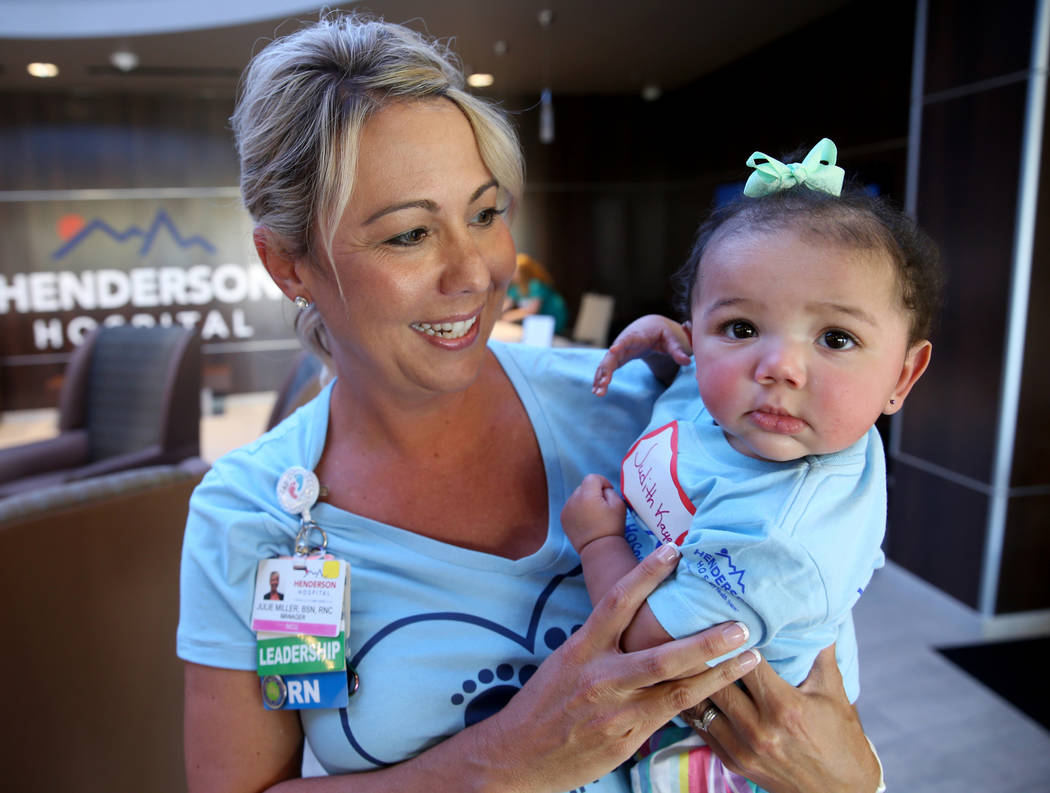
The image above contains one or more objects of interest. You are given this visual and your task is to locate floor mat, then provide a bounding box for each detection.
[937,636,1050,730]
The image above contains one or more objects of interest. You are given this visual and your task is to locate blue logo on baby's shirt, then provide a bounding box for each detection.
[692,547,746,610]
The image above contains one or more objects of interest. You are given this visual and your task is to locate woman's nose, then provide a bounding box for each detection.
[439,232,491,294]
[755,340,807,388]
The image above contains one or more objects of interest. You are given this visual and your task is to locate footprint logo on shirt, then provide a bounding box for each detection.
[338,566,586,767]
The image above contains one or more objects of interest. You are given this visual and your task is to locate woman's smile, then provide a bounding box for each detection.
[410,313,479,340]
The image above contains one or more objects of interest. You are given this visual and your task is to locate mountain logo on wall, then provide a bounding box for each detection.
[51,208,217,260]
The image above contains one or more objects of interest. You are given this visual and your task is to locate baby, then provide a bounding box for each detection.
[562,139,942,793]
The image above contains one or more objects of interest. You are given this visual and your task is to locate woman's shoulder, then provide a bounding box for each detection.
[196,383,332,512]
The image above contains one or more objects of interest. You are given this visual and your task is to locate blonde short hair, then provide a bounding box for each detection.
[232,13,525,358]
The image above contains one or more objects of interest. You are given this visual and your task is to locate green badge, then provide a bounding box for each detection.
[257,632,346,677]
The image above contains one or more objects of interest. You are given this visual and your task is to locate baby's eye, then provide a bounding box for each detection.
[722,320,757,340]
[820,329,857,350]
[388,227,428,246]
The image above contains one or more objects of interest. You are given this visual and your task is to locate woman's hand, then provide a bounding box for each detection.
[482,545,758,793]
[593,315,692,395]
[561,473,627,554]
[688,645,882,793]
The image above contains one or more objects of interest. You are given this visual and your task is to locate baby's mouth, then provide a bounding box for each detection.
[410,315,478,339]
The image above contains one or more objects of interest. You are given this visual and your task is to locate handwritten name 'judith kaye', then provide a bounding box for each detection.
[631,442,683,545]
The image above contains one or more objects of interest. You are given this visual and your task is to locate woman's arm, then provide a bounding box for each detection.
[184,664,304,792]
[692,645,882,793]
[184,546,758,793]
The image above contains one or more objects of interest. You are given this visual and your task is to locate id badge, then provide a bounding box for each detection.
[251,557,349,637]
[252,466,356,710]
[251,557,353,710]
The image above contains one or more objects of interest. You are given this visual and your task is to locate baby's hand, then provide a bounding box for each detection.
[593,315,692,396]
[561,474,628,554]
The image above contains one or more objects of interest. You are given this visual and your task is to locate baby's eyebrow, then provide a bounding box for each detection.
[814,302,879,327]
[702,297,749,317]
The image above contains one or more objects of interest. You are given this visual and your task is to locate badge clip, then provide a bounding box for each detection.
[276,466,327,557]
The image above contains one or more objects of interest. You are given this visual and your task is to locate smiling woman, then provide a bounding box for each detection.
[176,12,883,793]
[258,99,516,402]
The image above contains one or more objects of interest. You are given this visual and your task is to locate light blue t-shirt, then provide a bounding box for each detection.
[177,343,663,789]
[627,365,887,703]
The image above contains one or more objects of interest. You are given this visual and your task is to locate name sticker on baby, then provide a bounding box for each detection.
[251,557,349,638]
[620,421,696,546]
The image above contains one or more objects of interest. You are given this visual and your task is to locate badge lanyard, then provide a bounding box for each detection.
[250,466,358,711]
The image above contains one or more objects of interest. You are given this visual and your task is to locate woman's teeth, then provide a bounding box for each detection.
[411,316,477,339]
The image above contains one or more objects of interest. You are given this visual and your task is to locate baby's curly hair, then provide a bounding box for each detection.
[672,175,944,345]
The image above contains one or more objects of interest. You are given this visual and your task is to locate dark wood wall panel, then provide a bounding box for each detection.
[887,463,988,609]
[1013,109,1050,487]
[892,0,1049,615]
[900,83,1027,482]
[0,92,238,190]
[925,0,1035,93]
[998,493,1050,612]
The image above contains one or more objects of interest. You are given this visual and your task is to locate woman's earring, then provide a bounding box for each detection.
[294,296,310,309]
[889,399,896,406]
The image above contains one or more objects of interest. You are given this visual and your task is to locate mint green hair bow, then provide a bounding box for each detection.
[743,138,845,198]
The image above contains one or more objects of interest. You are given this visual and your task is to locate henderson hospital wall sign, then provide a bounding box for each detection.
[0,190,297,409]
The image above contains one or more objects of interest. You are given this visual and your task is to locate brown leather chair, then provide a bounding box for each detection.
[0,460,207,792]
[0,324,201,498]
[266,348,325,430]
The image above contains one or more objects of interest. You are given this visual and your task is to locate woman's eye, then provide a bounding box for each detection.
[723,320,757,339]
[472,206,506,226]
[821,330,857,350]
[388,227,428,246]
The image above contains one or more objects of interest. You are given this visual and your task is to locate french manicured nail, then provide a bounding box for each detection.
[722,621,749,644]
[736,649,760,671]
[657,543,680,563]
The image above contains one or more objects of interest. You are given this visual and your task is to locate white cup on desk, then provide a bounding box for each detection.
[520,314,556,347]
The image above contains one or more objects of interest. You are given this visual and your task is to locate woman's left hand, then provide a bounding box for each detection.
[687,645,882,793]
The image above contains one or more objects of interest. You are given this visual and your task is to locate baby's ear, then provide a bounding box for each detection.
[884,340,932,414]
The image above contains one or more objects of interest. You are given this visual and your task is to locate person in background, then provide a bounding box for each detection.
[502,252,570,335]
[177,13,886,793]
[563,139,941,792]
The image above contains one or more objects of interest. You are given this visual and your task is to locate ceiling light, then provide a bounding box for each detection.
[467,73,495,88]
[641,83,662,101]
[27,62,59,78]
[110,50,140,72]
